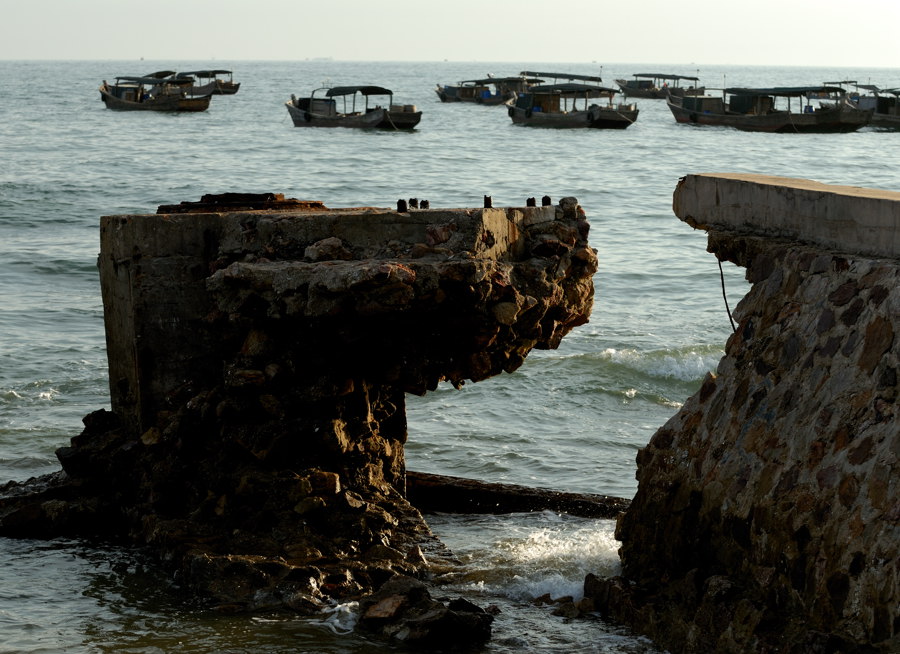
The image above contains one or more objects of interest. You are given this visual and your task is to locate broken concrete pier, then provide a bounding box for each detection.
[588,174,899,653]
[0,194,597,632]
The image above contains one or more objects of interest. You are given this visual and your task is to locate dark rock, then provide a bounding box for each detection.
[357,575,493,647]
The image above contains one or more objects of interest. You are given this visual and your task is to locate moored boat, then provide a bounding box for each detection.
[285,85,421,129]
[850,84,900,129]
[175,70,240,95]
[99,76,212,112]
[666,86,872,133]
[434,75,542,105]
[615,73,703,98]
[508,73,638,129]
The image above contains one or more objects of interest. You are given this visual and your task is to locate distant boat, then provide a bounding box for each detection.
[285,85,421,129]
[615,73,703,98]
[435,75,542,105]
[99,76,212,112]
[849,84,900,129]
[666,86,872,133]
[174,70,240,95]
[508,72,638,129]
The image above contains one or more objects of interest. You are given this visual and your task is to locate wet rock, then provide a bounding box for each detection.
[357,575,493,647]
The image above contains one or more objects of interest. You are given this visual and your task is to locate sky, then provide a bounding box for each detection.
[2,0,898,68]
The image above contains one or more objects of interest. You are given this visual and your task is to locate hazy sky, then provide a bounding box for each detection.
[2,0,898,68]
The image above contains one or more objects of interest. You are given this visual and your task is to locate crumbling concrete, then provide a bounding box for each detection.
[0,195,597,642]
[589,174,899,653]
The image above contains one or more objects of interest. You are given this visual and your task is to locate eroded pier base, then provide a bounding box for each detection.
[0,195,597,640]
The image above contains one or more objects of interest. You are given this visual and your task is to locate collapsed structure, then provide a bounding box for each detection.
[0,194,597,642]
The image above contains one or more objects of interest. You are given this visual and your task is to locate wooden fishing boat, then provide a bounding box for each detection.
[615,73,704,98]
[666,86,872,133]
[99,76,212,112]
[175,70,240,95]
[508,73,638,129]
[434,75,542,105]
[285,85,421,129]
[850,84,900,129]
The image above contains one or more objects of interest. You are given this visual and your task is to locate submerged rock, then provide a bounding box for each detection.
[357,575,494,646]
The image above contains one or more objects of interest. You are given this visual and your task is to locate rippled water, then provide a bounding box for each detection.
[2,59,899,651]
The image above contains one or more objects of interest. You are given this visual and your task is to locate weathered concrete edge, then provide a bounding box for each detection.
[673,173,900,260]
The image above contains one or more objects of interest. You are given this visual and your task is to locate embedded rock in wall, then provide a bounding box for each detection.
[0,194,597,620]
[588,174,899,653]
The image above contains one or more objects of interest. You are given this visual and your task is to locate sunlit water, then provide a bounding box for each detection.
[1,59,899,651]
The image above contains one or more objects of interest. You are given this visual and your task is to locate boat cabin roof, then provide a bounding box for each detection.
[854,83,899,95]
[632,73,700,82]
[520,71,604,84]
[724,85,846,97]
[455,78,502,85]
[326,85,393,97]
[145,70,177,79]
[176,69,233,78]
[528,82,617,97]
[486,76,544,84]
[114,75,193,86]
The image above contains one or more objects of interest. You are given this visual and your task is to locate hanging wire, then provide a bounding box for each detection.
[719,258,737,333]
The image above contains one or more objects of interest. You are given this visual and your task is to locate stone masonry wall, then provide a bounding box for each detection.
[588,175,899,653]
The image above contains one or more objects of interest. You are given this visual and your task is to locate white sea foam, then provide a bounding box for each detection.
[430,513,622,603]
[319,601,359,635]
[0,390,24,403]
[601,346,721,382]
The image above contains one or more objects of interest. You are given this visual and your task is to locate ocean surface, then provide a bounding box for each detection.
[1,59,898,653]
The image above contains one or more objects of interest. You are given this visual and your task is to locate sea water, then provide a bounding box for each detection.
[1,59,898,652]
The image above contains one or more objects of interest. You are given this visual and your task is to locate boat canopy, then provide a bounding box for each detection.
[632,73,700,82]
[486,76,544,84]
[326,85,393,97]
[144,70,177,79]
[855,83,893,94]
[725,86,847,97]
[529,82,617,97]
[521,71,604,84]
[176,70,233,78]
[115,75,193,86]
[454,78,502,85]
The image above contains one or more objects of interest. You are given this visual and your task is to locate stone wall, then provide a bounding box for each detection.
[588,175,899,653]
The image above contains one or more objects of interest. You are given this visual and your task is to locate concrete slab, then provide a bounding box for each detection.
[673,173,900,260]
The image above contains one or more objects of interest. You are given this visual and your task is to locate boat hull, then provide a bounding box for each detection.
[866,111,900,129]
[99,87,211,112]
[508,104,638,129]
[667,98,871,133]
[285,101,387,128]
[378,107,422,129]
